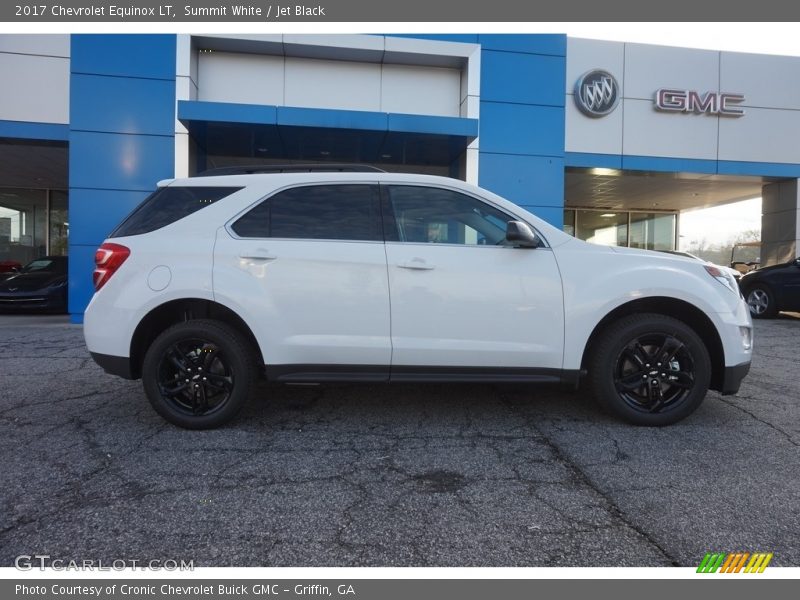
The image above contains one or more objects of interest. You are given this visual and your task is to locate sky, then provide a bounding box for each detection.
[678,197,761,249]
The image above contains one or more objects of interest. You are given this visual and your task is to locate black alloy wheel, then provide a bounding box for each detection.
[142,320,256,429]
[157,338,233,416]
[588,313,711,426]
[613,333,695,414]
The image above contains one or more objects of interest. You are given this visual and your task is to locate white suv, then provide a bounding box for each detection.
[84,166,753,429]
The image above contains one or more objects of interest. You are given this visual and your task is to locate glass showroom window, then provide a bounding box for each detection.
[0,188,67,269]
[575,211,628,247]
[563,209,576,237]
[629,212,676,251]
[49,190,69,256]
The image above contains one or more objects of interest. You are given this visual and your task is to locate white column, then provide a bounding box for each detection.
[761,179,800,265]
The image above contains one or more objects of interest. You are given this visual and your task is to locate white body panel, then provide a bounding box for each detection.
[554,240,752,371]
[385,243,564,368]
[213,233,391,367]
[83,230,216,358]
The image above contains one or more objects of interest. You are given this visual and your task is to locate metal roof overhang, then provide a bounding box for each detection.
[178,100,478,168]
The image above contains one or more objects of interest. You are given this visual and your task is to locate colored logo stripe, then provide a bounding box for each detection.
[745,553,773,573]
[697,552,773,573]
[697,553,725,573]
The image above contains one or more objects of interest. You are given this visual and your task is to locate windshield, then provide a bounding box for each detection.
[21,258,65,274]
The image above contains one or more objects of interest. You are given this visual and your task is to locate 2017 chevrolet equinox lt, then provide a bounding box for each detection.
[84,166,752,429]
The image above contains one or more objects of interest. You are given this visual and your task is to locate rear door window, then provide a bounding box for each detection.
[111,186,242,237]
[231,184,381,241]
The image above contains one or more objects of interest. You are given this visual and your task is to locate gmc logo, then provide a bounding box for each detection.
[655,89,745,117]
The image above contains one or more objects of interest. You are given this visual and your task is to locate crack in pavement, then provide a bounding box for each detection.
[714,396,800,447]
[494,387,680,566]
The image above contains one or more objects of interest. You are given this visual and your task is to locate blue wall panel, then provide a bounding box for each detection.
[70,34,176,80]
[178,100,277,125]
[67,244,98,324]
[387,113,478,136]
[718,160,800,178]
[68,189,150,246]
[622,155,717,174]
[517,205,565,229]
[565,152,623,169]
[479,102,564,157]
[278,106,388,131]
[481,51,565,107]
[0,120,69,141]
[69,34,176,317]
[475,35,567,230]
[390,34,480,44]
[567,151,800,178]
[477,34,566,57]
[70,74,176,136]
[479,154,564,208]
[69,131,174,192]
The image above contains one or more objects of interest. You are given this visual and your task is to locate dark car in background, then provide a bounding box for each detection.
[0,260,23,282]
[0,256,68,313]
[740,257,800,318]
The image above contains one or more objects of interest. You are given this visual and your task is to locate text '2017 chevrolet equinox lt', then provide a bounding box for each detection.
[84,165,753,429]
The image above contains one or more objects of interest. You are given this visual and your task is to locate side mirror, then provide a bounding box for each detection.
[506,221,540,248]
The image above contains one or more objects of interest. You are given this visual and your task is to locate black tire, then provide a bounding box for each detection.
[744,285,777,319]
[141,319,256,429]
[587,313,711,426]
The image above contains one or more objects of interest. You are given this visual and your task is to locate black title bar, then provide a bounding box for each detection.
[3,0,800,22]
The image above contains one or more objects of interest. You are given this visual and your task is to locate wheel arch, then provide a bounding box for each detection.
[129,298,263,380]
[579,296,726,393]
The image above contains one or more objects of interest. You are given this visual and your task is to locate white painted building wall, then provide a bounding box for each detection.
[565,38,800,164]
[0,34,70,124]
[196,50,463,117]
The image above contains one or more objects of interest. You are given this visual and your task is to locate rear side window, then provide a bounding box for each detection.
[231,184,381,241]
[111,186,242,237]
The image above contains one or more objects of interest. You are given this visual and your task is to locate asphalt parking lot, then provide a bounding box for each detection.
[0,314,798,567]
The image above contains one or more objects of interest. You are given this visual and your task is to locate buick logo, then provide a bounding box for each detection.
[574,70,620,118]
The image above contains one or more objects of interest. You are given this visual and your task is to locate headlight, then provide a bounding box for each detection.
[704,265,738,294]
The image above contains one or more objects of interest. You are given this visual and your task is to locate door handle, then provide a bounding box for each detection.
[239,250,276,261]
[398,259,435,270]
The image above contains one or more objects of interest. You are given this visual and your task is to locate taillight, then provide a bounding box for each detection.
[93,243,130,292]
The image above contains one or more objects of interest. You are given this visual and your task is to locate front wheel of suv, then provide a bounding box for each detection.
[141,319,256,429]
[587,313,711,426]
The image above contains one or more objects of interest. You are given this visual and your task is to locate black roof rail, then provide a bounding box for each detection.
[195,164,386,177]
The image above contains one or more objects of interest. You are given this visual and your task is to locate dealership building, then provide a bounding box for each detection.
[1,33,800,322]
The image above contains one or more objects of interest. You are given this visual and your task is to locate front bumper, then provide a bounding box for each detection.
[720,361,751,395]
[0,291,66,312]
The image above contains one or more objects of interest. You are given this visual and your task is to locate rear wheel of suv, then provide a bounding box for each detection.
[587,313,711,426]
[141,319,256,429]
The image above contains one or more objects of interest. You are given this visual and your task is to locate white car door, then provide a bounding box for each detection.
[382,184,565,376]
[213,183,391,380]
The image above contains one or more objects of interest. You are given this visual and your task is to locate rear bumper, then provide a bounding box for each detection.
[720,361,751,395]
[90,352,135,380]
